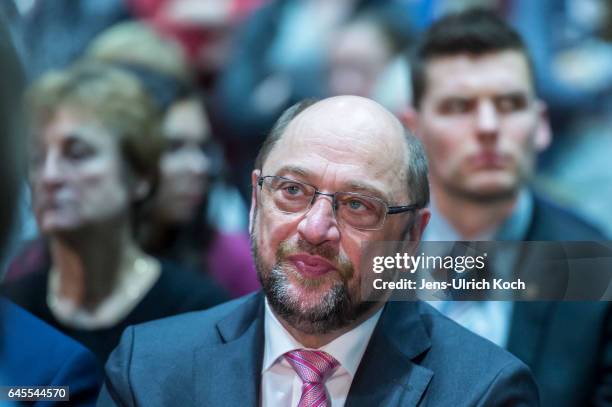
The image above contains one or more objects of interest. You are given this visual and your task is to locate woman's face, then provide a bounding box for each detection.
[157,98,212,223]
[30,107,133,234]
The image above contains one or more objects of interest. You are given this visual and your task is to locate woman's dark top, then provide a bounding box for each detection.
[1,258,228,366]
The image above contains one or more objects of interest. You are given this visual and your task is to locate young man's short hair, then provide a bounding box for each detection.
[410,8,534,109]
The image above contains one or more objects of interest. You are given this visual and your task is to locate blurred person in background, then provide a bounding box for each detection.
[214,0,413,201]
[509,0,612,125]
[125,0,268,211]
[0,17,101,405]
[2,62,227,365]
[404,9,611,406]
[508,0,612,237]
[128,0,265,89]
[86,21,258,297]
[144,80,259,296]
[0,0,137,274]
[326,6,413,115]
[0,1,177,271]
[86,20,191,81]
[0,0,131,81]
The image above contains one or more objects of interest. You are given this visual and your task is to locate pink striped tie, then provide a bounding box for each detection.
[285,349,340,407]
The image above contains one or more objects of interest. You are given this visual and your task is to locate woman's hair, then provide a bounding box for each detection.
[86,21,191,81]
[26,62,165,200]
[85,20,199,112]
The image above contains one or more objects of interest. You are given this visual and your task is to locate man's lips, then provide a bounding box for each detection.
[470,152,508,169]
[287,254,336,278]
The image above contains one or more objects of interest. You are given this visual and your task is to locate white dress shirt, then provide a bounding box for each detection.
[261,299,382,407]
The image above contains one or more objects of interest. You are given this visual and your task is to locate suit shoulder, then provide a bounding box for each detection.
[529,195,607,240]
[0,297,91,358]
[380,302,537,404]
[0,298,100,387]
[416,302,527,371]
[104,294,258,395]
[413,302,538,404]
[129,294,256,346]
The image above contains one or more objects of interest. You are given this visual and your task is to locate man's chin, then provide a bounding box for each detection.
[273,303,352,336]
[470,186,518,203]
[449,178,520,203]
[266,276,354,334]
[286,282,340,309]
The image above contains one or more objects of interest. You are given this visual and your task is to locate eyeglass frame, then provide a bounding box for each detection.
[256,175,422,230]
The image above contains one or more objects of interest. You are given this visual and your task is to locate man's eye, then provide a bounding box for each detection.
[278,183,306,197]
[440,99,473,114]
[285,185,301,195]
[348,199,364,210]
[495,95,527,113]
[344,198,375,212]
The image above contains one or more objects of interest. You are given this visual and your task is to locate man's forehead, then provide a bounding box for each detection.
[262,96,409,198]
[424,50,534,95]
[283,96,403,151]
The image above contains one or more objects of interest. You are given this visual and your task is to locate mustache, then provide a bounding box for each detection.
[280,239,339,260]
[277,239,354,280]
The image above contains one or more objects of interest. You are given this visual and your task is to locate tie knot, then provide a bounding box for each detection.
[285,349,339,384]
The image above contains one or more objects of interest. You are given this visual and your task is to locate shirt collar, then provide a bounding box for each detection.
[424,189,534,241]
[262,298,383,378]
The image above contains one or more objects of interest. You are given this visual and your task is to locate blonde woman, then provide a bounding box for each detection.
[3,63,226,364]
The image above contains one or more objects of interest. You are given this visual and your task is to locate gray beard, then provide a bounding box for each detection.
[251,237,375,335]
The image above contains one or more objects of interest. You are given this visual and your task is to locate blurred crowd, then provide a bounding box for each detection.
[2,0,610,247]
[0,0,610,399]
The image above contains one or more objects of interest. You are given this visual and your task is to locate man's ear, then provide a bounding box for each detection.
[400,106,419,135]
[410,208,431,243]
[534,100,552,152]
[248,169,261,235]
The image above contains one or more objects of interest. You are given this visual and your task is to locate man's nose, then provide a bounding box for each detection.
[475,100,499,142]
[297,194,340,246]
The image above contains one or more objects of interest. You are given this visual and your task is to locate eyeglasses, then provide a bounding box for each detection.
[257,175,420,230]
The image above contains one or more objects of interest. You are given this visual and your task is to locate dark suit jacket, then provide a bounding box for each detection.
[0,298,102,406]
[507,196,612,406]
[98,293,538,406]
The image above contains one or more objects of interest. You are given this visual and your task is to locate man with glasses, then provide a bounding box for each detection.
[99,95,538,406]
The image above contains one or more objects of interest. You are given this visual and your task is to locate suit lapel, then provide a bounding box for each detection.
[194,294,265,407]
[345,301,433,407]
[192,295,434,406]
